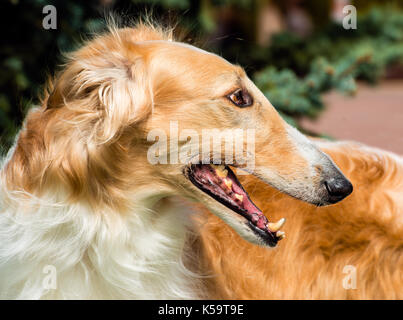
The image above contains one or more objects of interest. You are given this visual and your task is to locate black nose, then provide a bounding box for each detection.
[324,177,353,203]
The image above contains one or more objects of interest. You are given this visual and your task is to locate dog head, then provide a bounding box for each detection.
[6,24,352,246]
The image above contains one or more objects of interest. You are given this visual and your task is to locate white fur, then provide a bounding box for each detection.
[0,151,202,299]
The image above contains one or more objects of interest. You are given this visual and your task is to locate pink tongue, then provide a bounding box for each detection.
[232,183,269,230]
[193,165,270,231]
[249,210,269,230]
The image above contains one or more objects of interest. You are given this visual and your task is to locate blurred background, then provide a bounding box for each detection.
[1,0,403,153]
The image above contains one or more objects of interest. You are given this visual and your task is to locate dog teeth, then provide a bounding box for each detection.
[267,218,286,232]
[217,169,228,178]
[211,164,228,178]
[276,230,285,239]
[234,194,243,202]
[223,178,232,190]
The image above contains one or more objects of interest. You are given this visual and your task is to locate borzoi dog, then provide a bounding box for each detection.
[0,23,351,299]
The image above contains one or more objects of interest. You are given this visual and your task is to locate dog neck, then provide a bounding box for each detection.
[0,167,203,299]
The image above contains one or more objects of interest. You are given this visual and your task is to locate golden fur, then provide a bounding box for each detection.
[0,21,374,299]
[4,24,175,210]
[198,141,403,299]
[3,22,345,241]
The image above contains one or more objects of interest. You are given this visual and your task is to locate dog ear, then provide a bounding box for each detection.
[95,56,152,143]
[46,41,153,144]
[8,30,157,203]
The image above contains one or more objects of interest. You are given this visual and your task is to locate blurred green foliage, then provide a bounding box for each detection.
[264,7,403,79]
[253,7,403,126]
[1,0,403,149]
[254,57,361,126]
[0,0,107,148]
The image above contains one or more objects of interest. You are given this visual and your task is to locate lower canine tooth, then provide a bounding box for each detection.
[234,194,243,202]
[268,218,286,232]
[276,230,285,239]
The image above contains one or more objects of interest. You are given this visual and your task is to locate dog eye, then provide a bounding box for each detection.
[227,89,253,107]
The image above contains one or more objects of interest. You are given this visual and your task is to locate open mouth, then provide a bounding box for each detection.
[186,164,285,247]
